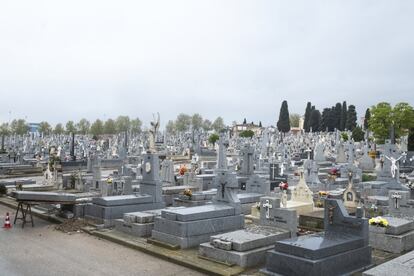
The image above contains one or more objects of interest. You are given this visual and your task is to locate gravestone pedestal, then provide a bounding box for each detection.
[262,199,372,276]
[369,216,414,253]
[84,153,165,226]
[150,169,245,248]
[199,225,290,268]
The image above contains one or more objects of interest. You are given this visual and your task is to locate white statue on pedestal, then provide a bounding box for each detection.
[385,153,405,178]
[149,113,160,153]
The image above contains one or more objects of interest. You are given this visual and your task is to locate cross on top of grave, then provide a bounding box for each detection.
[217,133,228,170]
[262,199,273,219]
[391,192,402,209]
[241,143,254,175]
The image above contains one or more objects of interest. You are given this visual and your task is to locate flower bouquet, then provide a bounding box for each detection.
[369,216,389,227]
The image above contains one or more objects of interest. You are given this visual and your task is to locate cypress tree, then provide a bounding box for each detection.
[334,103,342,130]
[243,118,247,124]
[346,105,357,130]
[304,102,312,132]
[277,100,291,133]
[340,101,347,131]
[321,108,330,132]
[309,109,321,132]
[363,108,371,130]
[326,107,336,131]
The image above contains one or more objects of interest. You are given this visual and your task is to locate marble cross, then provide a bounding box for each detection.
[262,199,273,219]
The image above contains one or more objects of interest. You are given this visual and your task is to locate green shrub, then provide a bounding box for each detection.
[362,174,376,182]
[208,133,219,145]
[0,184,7,195]
[239,130,254,138]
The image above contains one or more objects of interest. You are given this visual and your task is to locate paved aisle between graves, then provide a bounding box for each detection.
[0,204,205,276]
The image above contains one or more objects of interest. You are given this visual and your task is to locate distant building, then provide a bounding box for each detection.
[291,116,305,135]
[231,122,263,137]
[28,123,40,133]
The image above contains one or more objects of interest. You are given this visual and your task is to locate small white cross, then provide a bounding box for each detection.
[262,199,273,219]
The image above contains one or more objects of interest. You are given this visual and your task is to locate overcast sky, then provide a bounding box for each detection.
[0,1,413,128]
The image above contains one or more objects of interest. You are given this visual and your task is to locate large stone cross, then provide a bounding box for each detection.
[262,199,273,219]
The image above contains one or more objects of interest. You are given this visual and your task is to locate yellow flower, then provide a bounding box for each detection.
[369,216,389,227]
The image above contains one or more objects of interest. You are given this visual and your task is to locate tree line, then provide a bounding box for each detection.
[276,100,358,134]
[165,113,225,134]
[0,116,143,137]
[276,100,414,145]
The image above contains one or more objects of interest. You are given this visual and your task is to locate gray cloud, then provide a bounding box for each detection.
[0,1,413,127]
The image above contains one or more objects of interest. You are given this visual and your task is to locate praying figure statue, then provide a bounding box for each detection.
[384,154,404,178]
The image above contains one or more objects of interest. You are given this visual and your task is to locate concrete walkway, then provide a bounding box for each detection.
[0,204,205,276]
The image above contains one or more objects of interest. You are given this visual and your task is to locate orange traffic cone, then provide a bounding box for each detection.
[3,212,11,229]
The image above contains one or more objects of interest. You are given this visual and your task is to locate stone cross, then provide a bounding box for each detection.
[391,192,402,209]
[241,144,254,175]
[262,199,273,219]
[347,142,355,164]
[217,133,228,170]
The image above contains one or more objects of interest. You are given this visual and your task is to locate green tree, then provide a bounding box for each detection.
[352,126,365,142]
[321,108,330,132]
[346,105,357,130]
[309,109,321,132]
[208,133,219,146]
[165,120,176,134]
[243,118,247,124]
[369,103,392,143]
[392,102,414,137]
[408,128,414,151]
[289,113,300,128]
[65,121,77,134]
[115,116,130,133]
[363,108,371,130]
[212,117,225,133]
[239,130,254,138]
[304,102,312,132]
[191,113,203,131]
[130,118,142,134]
[369,102,414,143]
[76,118,90,135]
[341,132,349,141]
[0,123,10,152]
[202,119,212,132]
[39,121,52,135]
[0,123,10,136]
[175,113,191,132]
[340,101,347,131]
[10,119,29,135]
[103,119,116,134]
[90,119,104,137]
[334,102,342,130]
[53,123,64,135]
[259,121,262,127]
[277,100,290,133]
